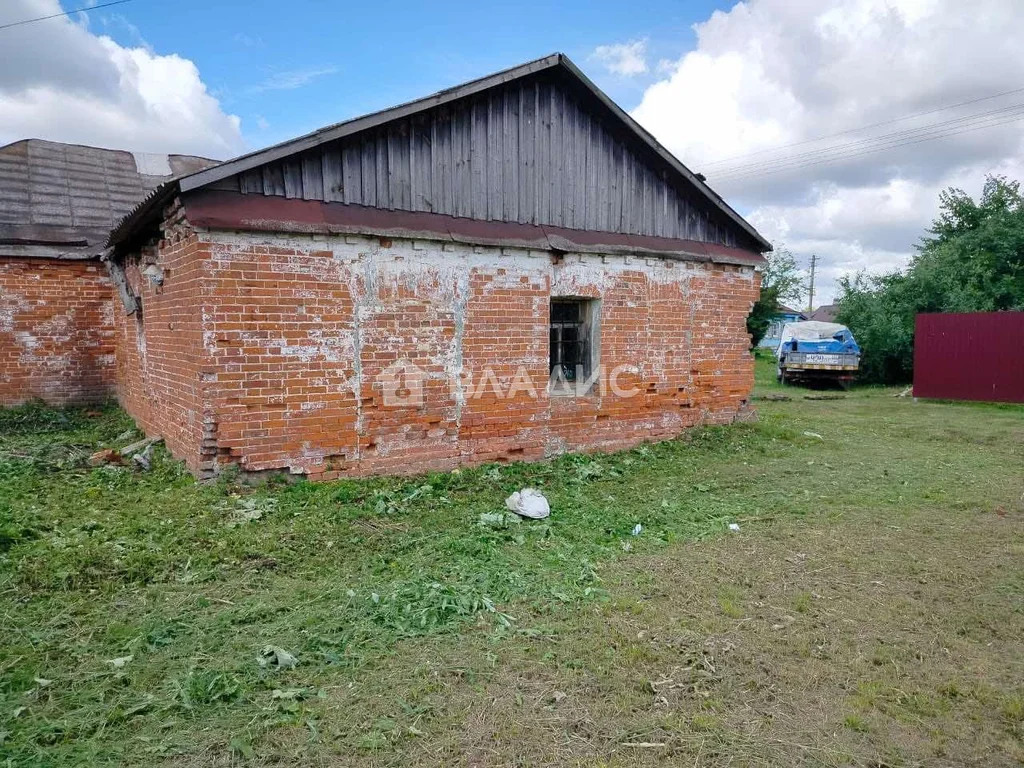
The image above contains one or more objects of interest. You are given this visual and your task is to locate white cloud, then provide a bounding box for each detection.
[248,66,339,94]
[591,40,649,77]
[631,0,1024,303]
[0,0,243,159]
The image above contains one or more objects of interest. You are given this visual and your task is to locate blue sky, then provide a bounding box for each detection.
[95,0,730,151]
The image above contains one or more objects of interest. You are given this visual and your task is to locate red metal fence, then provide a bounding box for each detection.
[913,312,1024,403]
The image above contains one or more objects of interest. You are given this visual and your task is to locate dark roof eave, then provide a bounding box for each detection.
[181,189,765,267]
[106,180,179,251]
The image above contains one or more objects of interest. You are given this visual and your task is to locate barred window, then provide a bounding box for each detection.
[549,298,599,393]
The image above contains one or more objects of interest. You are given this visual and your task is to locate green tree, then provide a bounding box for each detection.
[747,247,805,346]
[836,175,1024,384]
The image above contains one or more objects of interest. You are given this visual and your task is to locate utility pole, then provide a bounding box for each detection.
[807,254,817,313]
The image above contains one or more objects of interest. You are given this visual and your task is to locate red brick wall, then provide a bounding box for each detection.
[0,257,115,406]
[113,220,211,472]
[117,222,759,479]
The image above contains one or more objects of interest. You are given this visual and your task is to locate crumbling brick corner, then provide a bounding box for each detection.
[113,201,214,474]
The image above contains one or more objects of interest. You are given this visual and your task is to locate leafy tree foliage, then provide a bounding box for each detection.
[836,176,1024,384]
[747,247,805,346]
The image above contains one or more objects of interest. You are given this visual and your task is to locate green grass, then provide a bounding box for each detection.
[1,358,1022,766]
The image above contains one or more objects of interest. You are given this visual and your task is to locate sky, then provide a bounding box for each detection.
[3,0,1023,304]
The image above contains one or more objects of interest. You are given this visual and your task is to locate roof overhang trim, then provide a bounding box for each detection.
[181,189,765,267]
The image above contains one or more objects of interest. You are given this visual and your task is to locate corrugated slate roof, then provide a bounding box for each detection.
[0,139,217,259]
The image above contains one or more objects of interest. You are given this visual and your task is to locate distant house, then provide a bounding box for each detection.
[758,304,808,347]
[0,139,216,405]
[808,304,838,323]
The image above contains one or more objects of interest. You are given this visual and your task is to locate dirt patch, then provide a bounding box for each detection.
[388,506,1024,766]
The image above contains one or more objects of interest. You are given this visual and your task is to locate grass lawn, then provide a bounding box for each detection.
[2,355,1022,766]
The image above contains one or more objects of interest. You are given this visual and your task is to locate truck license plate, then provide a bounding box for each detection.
[804,354,841,365]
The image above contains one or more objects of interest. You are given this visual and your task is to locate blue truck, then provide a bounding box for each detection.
[775,321,861,388]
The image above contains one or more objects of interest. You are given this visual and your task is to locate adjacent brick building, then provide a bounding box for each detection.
[107,54,769,478]
[0,140,215,405]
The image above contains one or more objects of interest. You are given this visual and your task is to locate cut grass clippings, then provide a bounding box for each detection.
[1,359,1022,766]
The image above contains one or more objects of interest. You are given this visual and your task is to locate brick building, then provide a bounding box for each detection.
[0,140,215,405]
[106,54,769,479]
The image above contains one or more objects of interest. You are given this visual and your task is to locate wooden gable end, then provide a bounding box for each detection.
[206,70,753,250]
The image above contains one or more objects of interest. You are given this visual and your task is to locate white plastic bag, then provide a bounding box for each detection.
[505,488,551,519]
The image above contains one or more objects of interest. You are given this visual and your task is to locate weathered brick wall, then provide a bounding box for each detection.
[113,213,212,472]
[0,257,115,406]
[117,224,758,478]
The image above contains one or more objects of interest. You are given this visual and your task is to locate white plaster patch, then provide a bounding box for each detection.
[14,330,39,352]
[0,294,33,333]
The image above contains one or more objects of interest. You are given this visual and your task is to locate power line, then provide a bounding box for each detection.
[699,84,1024,168]
[713,112,1024,184]
[717,115,1024,184]
[718,104,1024,178]
[712,100,1024,179]
[0,0,135,31]
[716,110,1024,182]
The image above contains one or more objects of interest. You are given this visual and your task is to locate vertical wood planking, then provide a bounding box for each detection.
[586,118,600,231]
[609,139,622,230]
[486,92,502,221]
[321,146,343,202]
[501,88,519,222]
[374,134,389,209]
[687,203,699,241]
[301,153,324,201]
[282,159,303,199]
[240,169,263,194]
[634,164,647,235]
[415,119,433,212]
[441,110,455,215]
[263,164,285,196]
[469,98,487,220]
[634,165,645,235]
[678,196,691,240]
[659,179,671,239]
[340,144,361,204]
[666,194,677,239]
[389,125,411,210]
[519,83,536,223]
[397,123,412,210]
[535,81,550,225]
[574,109,588,230]
[408,122,419,211]
[562,92,575,228]
[429,114,443,214]
[223,76,751,247]
[645,167,656,235]
[453,104,470,218]
[598,128,611,231]
[385,129,397,210]
[360,138,376,208]
[548,86,562,227]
